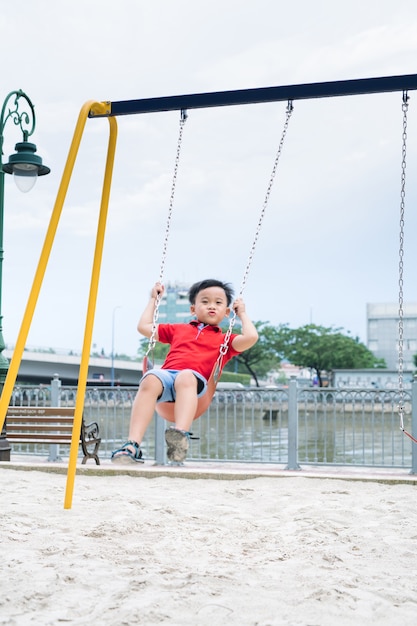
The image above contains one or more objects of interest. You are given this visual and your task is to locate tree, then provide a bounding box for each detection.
[138,338,169,364]
[272,324,386,386]
[223,322,281,386]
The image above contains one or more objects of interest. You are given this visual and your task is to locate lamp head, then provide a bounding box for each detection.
[2,141,50,192]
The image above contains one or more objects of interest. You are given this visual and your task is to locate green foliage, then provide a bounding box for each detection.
[223,321,282,386]
[113,353,142,362]
[218,372,251,385]
[138,338,169,364]
[271,323,386,386]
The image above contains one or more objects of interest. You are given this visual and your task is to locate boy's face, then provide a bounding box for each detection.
[190,286,230,325]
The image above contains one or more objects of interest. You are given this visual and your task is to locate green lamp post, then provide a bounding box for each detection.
[0,90,50,461]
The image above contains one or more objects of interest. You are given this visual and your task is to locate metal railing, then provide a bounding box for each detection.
[6,377,417,472]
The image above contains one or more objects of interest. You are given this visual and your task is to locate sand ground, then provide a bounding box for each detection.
[1,460,416,625]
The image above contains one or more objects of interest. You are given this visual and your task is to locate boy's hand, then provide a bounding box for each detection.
[151,282,164,298]
[233,298,246,317]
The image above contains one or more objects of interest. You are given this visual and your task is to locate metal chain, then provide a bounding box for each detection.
[145,101,293,373]
[239,100,294,298]
[398,91,408,429]
[146,109,188,357]
[218,100,294,362]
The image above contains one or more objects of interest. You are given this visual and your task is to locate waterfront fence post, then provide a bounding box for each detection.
[286,376,301,470]
[48,374,61,462]
[411,376,417,475]
[154,413,166,465]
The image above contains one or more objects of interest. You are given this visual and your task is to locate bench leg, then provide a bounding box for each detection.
[81,440,101,465]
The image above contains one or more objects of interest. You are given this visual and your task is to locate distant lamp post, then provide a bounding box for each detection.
[111,306,122,386]
[0,90,50,461]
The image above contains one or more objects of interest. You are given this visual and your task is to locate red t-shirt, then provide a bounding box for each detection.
[158,321,240,380]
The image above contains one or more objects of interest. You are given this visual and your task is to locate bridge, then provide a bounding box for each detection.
[4,349,143,386]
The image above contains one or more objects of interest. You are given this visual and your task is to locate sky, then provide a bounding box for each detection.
[2,0,417,358]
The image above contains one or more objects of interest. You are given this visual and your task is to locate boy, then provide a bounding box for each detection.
[111,279,258,464]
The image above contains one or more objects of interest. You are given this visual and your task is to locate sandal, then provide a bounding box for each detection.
[165,428,191,463]
[111,440,144,464]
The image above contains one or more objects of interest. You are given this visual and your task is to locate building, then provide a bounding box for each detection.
[332,368,413,389]
[367,302,417,370]
[157,282,192,323]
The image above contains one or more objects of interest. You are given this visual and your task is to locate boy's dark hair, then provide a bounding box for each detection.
[188,279,234,306]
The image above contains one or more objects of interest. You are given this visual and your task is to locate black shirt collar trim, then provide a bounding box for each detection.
[189,320,221,332]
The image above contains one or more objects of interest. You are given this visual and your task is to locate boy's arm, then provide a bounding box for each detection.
[137,282,164,338]
[230,298,259,352]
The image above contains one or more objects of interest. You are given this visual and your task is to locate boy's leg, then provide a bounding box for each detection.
[111,374,163,463]
[165,370,199,462]
[128,374,164,443]
[172,369,199,431]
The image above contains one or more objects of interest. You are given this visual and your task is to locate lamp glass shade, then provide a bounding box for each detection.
[13,168,37,192]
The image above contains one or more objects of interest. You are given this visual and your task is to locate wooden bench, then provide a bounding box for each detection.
[5,407,101,465]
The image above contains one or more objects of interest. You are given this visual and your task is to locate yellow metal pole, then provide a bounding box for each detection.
[0,101,109,432]
[64,115,118,509]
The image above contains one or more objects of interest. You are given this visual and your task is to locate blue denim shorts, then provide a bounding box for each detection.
[140,369,207,403]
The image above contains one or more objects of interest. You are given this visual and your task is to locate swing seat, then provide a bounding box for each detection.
[156,372,218,422]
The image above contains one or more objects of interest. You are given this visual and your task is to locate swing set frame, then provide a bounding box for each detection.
[0,72,415,509]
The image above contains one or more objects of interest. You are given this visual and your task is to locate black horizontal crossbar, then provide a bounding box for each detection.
[91,74,417,118]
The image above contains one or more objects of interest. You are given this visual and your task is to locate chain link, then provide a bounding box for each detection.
[398,91,408,429]
[146,110,188,357]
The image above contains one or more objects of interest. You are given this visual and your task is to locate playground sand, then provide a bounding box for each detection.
[1,466,416,625]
